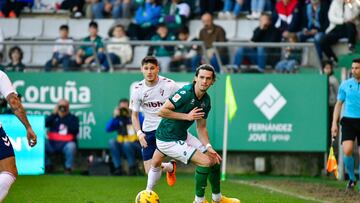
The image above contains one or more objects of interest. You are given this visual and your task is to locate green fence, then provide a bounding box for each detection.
[8,73,328,152]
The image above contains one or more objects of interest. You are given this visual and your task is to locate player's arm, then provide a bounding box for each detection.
[131,110,147,148]
[196,119,221,164]
[6,93,37,147]
[158,100,204,121]
[331,100,343,138]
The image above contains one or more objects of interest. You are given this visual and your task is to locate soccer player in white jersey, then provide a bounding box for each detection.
[0,70,37,202]
[130,56,179,186]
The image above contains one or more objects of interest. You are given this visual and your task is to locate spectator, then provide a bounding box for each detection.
[98,24,132,71]
[247,0,266,19]
[297,0,329,60]
[159,0,190,33]
[275,33,302,73]
[45,99,80,174]
[90,0,131,19]
[319,0,360,62]
[4,46,25,72]
[233,13,282,71]
[149,24,176,73]
[199,12,228,72]
[274,0,302,39]
[60,0,85,18]
[75,21,104,67]
[169,26,200,72]
[106,98,142,176]
[218,0,246,19]
[322,60,339,148]
[44,25,75,72]
[127,0,162,40]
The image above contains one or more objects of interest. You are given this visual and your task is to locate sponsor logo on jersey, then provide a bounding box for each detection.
[200,102,205,108]
[143,101,165,108]
[172,94,181,102]
[190,99,195,105]
[144,93,149,98]
[180,90,186,94]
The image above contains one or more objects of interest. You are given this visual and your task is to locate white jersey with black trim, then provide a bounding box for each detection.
[0,70,16,98]
[130,76,179,132]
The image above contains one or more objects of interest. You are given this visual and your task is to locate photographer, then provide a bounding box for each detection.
[106,98,141,176]
[45,99,79,174]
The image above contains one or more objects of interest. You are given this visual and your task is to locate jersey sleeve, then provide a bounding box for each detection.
[129,87,141,112]
[0,71,16,98]
[169,88,189,109]
[337,81,346,102]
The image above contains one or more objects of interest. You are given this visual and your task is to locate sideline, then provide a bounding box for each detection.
[232,180,331,203]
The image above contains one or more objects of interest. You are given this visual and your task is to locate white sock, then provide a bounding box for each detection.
[0,172,16,202]
[161,162,173,173]
[195,195,205,203]
[212,193,221,202]
[146,166,162,191]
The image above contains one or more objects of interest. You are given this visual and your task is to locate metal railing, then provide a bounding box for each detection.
[212,42,322,73]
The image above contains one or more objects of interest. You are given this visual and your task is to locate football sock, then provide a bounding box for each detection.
[194,195,205,203]
[146,166,162,191]
[195,166,210,197]
[212,193,221,202]
[209,164,221,194]
[344,155,356,181]
[0,171,16,202]
[161,162,173,172]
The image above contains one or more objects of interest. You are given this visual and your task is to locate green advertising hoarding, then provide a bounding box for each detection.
[8,73,327,152]
[210,74,328,152]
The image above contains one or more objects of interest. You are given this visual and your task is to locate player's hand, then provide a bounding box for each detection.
[207,147,222,164]
[27,128,37,147]
[138,132,148,148]
[331,123,338,138]
[187,107,205,121]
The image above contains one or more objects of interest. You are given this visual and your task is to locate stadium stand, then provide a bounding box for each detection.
[0,19,19,40]
[40,18,68,40]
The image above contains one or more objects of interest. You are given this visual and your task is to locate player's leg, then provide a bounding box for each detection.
[146,149,165,191]
[62,141,76,173]
[341,118,357,189]
[0,127,17,202]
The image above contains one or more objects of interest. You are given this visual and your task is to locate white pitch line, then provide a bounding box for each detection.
[232,180,333,203]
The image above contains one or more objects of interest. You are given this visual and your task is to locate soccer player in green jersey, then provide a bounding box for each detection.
[145,64,240,203]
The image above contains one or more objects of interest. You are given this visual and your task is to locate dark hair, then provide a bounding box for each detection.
[352,58,360,64]
[59,24,69,31]
[194,64,216,82]
[141,56,158,66]
[109,24,125,37]
[260,13,272,21]
[89,21,98,29]
[322,60,334,75]
[119,98,129,104]
[8,46,23,61]
[178,26,189,35]
[157,23,167,29]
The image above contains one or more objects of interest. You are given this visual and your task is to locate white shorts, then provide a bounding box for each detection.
[156,132,206,164]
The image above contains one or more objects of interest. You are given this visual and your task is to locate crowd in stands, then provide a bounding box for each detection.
[0,0,359,73]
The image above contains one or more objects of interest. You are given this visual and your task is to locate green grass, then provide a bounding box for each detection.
[5,174,322,203]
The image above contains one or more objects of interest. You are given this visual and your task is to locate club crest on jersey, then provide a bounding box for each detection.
[180,90,186,94]
[190,99,195,105]
[144,93,149,98]
[201,102,205,108]
[160,88,164,96]
[172,94,181,102]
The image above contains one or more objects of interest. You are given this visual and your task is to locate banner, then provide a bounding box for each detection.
[0,115,45,175]
[8,73,328,152]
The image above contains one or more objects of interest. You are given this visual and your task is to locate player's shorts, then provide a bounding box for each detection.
[341,117,360,145]
[156,139,197,164]
[142,130,157,161]
[0,126,15,160]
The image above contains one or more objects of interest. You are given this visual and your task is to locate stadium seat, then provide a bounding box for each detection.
[39,18,68,40]
[214,19,237,40]
[188,20,202,39]
[13,18,43,40]
[236,19,258,41]
[68,19,91,40]
[31,45,53,66]
[0,19,19,39]
[124,46,149,70]
[97,19,115,39]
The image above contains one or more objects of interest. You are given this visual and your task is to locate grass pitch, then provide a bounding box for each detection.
[4,174,331,203]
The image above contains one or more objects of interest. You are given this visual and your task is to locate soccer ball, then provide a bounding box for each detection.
[135,190,160,203]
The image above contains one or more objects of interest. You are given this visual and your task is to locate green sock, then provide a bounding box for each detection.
[195,166,210,197]
[208,164,221,194]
